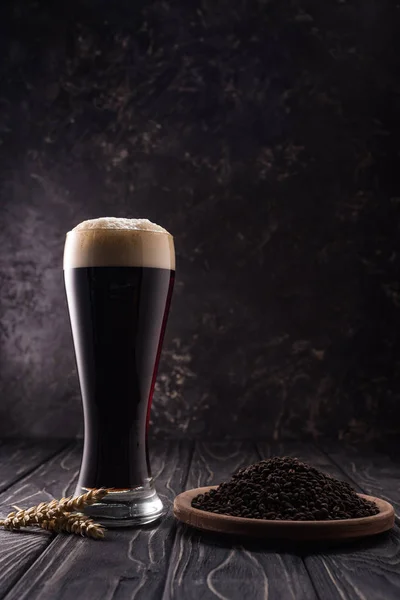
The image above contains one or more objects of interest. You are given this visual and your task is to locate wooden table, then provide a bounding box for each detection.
[0,440,398,599]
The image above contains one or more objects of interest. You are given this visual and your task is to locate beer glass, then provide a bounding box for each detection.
[63,218,175,526]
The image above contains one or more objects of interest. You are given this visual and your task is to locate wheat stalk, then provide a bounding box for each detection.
[0,489,109,539]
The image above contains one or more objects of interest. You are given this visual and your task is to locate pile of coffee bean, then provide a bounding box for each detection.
[192,457,378,521]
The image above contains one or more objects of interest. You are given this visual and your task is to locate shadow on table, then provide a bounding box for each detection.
[176,521,396,557]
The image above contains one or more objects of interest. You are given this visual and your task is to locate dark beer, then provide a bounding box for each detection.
[64,266,174,489]
[64,218,175,524]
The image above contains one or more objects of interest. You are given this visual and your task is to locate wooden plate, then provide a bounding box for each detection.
[174,486,395,541]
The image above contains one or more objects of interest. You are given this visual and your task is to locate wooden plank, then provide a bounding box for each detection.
[0,439,68,493]
[258,442,400,600]
[320,443,400,519]
[0,442,79,599]
[163,441,317,600]
[4,441,193,600]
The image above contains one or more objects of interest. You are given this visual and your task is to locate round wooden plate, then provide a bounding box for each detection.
[174,486,395,541]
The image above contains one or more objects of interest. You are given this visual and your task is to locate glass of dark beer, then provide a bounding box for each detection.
[63,218,175,526]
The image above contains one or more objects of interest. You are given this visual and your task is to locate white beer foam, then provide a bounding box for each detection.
[64,217,175,270]
[73,217,169,234]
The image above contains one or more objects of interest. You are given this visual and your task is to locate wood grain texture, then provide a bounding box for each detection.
[4,441,193,600]
[258,442,400,600]
[174,487,394,541]
[164,442,317,600]
[0,439,68,493]
[0,441,399,600]
[0,442,79,599]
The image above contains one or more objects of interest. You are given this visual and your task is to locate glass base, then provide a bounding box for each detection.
[76,479,164,527]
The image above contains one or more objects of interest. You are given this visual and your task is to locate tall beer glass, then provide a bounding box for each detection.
[63,218,175,525]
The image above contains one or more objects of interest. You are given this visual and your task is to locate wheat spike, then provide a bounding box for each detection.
[1,504,62,531]
[40,513,105,540]
[56,488,109,513]
[0,488,109,539]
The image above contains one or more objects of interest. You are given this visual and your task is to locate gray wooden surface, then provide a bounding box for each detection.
[0,440,398,600]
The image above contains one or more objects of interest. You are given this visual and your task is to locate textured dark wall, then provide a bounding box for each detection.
[0,0,399,440]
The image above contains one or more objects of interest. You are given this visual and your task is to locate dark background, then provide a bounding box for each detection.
[0,0,399,441]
